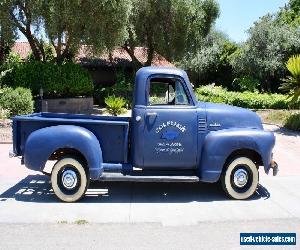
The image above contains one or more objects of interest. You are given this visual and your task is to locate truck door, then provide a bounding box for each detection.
[142,76,198,169]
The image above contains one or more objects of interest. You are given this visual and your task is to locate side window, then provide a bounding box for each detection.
[175,80,189,105]
[148,78,190,106]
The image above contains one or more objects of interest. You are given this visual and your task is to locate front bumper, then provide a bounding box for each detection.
[270,160,279,176]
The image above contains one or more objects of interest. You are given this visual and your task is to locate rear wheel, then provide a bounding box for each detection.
[51,157,89,202]
[221,157,258,200]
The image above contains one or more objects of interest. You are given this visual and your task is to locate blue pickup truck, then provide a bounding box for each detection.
[10,67,278,202]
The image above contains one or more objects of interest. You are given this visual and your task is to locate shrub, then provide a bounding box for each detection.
[232,76,260,92]
[149,96,165,105]
[4,52,22,66]
[105,95,126,116]
[0,53,22,87]
[0,107,9,120]
[0,87,34,117]
[284,112,300,131]
[196,85,300,109]
[1,62,93,98]
[281,54,300,103]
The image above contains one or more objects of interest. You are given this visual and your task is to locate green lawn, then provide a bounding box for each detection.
[255,110,292,126]
[255,109,300,131]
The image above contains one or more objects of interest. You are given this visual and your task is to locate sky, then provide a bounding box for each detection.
[216,0,289,43]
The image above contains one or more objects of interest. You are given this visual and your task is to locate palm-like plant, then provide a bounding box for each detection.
[105,95,126,116]
[281,55,300,104]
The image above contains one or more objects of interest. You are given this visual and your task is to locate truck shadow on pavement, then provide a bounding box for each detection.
[0,174,270,203]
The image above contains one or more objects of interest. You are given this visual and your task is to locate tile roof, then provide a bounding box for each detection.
[11,42,32,59]
[11,42,174,67]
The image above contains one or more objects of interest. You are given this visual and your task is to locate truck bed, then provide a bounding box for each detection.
[13,113,130,163]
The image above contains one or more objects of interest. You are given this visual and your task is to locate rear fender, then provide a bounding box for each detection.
[199,129,275,182]
[24,125,103,180]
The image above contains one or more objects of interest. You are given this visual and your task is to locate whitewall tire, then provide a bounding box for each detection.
[51,157,89,202]
[221,157,259,200]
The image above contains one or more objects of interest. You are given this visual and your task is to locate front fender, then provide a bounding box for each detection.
[24,125,103,180]
[199,129,275,182]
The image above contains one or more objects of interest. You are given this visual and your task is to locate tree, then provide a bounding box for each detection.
[41,0,82,64]
[123,0,219,68]
[42,0,131,64]
[179,30,238,88]
[231,14,300,92]
[0,1,17,64]
[7,0,46,61]
[278,0,300,27]
[4,0,131,64]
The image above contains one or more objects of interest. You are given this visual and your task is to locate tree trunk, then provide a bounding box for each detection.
[123,44,143,71]
[55,36,63,65]
[0,38,5,64]
[145,46,154,66]
[10,6,42,61]
[54,32,74,64]
[25,33,42,61]
[61,33,73,63]
[0,50,5,64]
[36,40,46,62]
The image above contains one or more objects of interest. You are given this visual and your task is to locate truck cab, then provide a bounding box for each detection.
[10,67,278,202]
[132,67,200,170]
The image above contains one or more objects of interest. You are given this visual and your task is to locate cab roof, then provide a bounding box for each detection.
[136,66,187,79]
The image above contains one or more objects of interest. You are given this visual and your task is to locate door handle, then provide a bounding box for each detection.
[146,112,157,116]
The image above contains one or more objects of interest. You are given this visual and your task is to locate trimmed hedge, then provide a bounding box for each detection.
[0,87,34,117]
[196,85,300,109]
[2,62,93,98]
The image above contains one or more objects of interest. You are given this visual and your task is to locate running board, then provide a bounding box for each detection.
[98,172,200,182]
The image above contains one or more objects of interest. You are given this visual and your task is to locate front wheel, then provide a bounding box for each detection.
[51,157,89,202]
[221,157,258,200]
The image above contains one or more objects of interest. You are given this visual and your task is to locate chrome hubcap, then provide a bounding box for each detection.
[233,169,248,188]
[62,170,77,189]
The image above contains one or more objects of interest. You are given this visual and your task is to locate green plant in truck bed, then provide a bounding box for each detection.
[105,95,126,116]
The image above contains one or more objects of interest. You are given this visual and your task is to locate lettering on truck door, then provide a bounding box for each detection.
[142,76,198,169]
